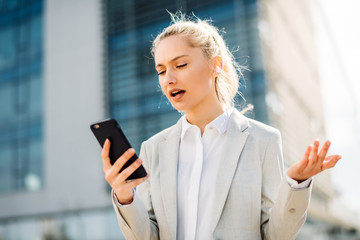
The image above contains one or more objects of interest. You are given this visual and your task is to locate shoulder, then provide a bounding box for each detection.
[232,109,280,139]
[139,117,182,167]
[146,125,176,143]
[231,110,283,167]
[246,118,282,155]
[141,117,182,148]
[247,118,280,139]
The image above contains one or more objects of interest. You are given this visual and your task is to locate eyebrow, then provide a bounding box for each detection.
[155,54,189,68]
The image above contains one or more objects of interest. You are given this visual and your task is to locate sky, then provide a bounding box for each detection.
[312,0,360,220]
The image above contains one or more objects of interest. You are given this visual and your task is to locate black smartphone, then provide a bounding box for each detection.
[90,118,147,180]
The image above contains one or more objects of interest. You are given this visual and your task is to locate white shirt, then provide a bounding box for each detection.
[113,109,312,239]
[177,109,233,240]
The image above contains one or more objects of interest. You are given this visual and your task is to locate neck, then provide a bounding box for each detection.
[185,102,225,134]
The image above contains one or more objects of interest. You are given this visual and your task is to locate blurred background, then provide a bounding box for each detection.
[0,0,359,239]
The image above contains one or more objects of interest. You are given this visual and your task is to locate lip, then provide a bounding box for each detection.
[168,88,186,101]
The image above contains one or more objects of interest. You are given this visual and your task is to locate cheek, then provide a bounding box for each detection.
[158,78,167,95]
[186,64,212,84]
[196,66,214,88]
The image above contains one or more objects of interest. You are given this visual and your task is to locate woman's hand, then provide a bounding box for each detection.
[101,139,149,205]
[287,140,341,183]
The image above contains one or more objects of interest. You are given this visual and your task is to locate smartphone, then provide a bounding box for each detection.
[90,118,147,180]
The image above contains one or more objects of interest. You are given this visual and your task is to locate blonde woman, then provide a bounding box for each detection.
[101,13,341,240]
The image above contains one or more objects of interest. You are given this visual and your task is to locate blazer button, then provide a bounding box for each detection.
[289,208,296,213]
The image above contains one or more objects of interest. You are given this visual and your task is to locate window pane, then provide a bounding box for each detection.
[0,146,14,192]
[29,74,42,118]
[25,139,42,191]
[0,83,14,122]
[0,27,16,70]
[30,15,42,60]
[0,0,43,193]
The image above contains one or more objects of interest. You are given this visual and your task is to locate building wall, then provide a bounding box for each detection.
[0,1,127,239]
[44,0,108,213]
[258,0,359,236]
[0,0,43,194]
[0,0,109,219]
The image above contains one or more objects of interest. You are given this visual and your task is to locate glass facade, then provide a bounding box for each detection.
[0,208,125,240]
[106,0,268,151]
[0,0,43,193]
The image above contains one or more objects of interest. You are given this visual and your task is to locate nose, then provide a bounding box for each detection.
[163,70,176,85]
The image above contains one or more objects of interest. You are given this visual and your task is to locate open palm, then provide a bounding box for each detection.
[287,140,341,182]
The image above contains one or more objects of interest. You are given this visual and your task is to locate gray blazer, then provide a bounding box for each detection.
[112,109,312,240]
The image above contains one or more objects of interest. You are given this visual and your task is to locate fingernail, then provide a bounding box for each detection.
[136,158,142,164]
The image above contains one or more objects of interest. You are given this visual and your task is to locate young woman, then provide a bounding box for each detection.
[101,13,341,240]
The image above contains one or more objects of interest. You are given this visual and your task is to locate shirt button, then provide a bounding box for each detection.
[289,208,296,213]
[209,127,213,130]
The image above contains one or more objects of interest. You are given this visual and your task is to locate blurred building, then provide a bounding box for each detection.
[0,0,358,239]
[258,0,360,238]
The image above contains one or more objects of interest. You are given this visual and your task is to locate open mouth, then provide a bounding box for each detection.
[171,90,185,97]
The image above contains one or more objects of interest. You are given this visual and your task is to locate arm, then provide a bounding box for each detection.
[261,136,341,240]
[112,178,159,239]
[260,131,312,240]
[101,140,159,239]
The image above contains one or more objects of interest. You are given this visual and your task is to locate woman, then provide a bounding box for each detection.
[101,13,341,240]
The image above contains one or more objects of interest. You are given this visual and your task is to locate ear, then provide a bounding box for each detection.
[212,56,223,77]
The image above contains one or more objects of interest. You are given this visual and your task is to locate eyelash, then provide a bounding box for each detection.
[177,63,187,68]
[158,64,187,75]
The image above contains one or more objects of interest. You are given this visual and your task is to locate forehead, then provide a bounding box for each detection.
[154,35,203,65]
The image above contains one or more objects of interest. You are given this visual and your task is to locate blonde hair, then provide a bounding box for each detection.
[151,11,244,109]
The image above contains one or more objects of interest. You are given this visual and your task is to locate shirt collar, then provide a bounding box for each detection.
[181,108,234,139]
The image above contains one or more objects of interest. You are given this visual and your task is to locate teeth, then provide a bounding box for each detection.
[171,90,182,96]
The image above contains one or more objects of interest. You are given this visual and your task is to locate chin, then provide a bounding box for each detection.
[170,102,187,112]
[172,105,185,112]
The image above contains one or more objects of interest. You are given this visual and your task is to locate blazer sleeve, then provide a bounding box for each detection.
[261,131,312,240]
[112,141,159,240]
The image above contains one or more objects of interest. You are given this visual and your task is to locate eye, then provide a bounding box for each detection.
[158,70,166,75]
[176,63,187,68]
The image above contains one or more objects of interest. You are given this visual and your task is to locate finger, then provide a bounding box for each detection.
[321,155,341,170]
[118,158,143,182]
[111,148,136,173]
[127,174,150,189]
[101,139,112,170]
[318,140,331,162]
[308,140,320,166]
[301,145,312,166]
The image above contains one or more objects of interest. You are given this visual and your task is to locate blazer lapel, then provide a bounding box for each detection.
[211,110,250,232]
[159,119,182,239]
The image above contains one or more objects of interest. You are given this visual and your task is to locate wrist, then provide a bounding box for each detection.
[286,169,308,183]
[114,190,134,205]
